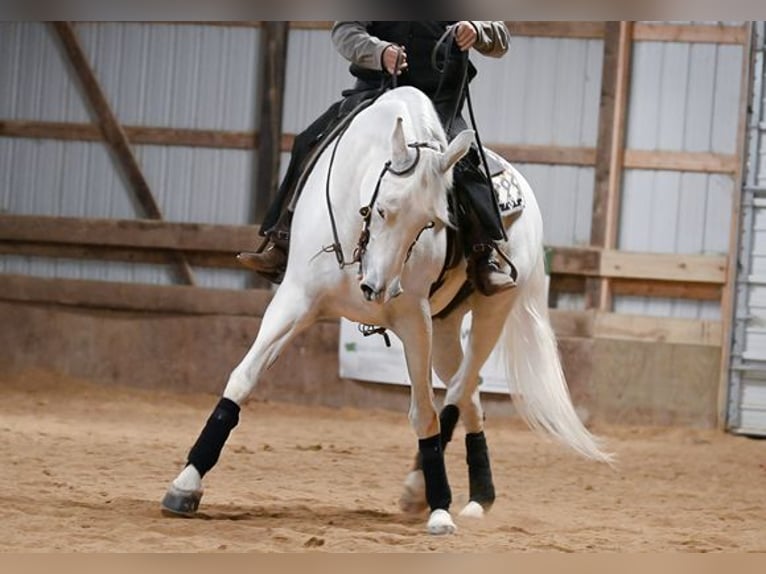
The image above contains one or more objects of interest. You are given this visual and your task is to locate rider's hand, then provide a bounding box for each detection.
[454,21,478,51]
[382,44,408,75]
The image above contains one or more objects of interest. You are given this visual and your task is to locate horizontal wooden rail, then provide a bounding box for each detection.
[0,120,258,149]
[548,245,727,285]
[0,272,722,346]
[491,144,596,167]
[1,121,741,174]
[0,216,727,299]
[128,21,748,45]
[632,23,748,45]
[624,149,740,175]
[550,309,723,347]
[0,214,261,253]
[0,273,272,317]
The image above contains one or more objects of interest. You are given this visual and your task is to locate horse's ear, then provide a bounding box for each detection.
[440,129,475,173]
[391,116,409,167]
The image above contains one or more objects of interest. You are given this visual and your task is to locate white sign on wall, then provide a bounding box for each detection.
[338,314,513,395]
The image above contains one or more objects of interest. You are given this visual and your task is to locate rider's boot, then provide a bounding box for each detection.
[237,212,292,284]
[467,240,516,296]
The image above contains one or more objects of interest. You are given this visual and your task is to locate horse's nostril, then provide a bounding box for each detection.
[361,283,376,301]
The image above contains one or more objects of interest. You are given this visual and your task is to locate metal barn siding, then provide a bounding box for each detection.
[282,28,354,135]
[471,37,603,252]
[0,23,261,289]
[615,38,744,320]
[729,22,766,435]
[280,32,603,252]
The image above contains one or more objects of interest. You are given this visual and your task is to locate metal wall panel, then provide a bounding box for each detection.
[0,22,91,122]
[281,33,602,254]
[74,23,261,131]
[282,28,353,134]
[471,37,603,148]
[0,22,261,288]
[615,39,744,319]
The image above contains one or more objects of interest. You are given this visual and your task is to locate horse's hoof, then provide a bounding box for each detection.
[160,484,203,517]
[427,509,457,535]
[459,500,485,519]
[398,470,428,514]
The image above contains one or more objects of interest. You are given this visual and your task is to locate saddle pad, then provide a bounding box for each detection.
[485,148,525,217]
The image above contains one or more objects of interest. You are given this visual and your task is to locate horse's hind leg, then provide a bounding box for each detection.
[161,285,316,516]
[446,292,516,517]
[399,300,503,518]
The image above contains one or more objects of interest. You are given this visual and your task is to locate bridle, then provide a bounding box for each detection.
[322,139,442,277]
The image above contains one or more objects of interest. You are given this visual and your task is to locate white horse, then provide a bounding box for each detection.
[162,86,611,535]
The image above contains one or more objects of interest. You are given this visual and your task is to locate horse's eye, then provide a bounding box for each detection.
[377,207,386,220]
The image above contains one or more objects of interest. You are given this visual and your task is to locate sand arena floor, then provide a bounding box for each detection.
[1,370,765,552]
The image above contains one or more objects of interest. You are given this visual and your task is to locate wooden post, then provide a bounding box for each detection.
[717,23,755,429]
[586,21,633,310]
[253,21,289,224]
[51,21,196,286]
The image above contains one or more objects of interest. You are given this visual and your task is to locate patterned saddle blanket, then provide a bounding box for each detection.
[484,148,525,218]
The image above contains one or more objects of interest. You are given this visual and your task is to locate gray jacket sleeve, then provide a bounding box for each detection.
[469,21,511,57]
[331,21,390,71]
[331,21,511,70]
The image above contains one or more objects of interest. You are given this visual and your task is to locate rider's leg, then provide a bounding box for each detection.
[238,101,343,279]
[454,150,516,296]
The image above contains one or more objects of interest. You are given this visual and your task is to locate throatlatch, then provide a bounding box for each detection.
[186,397,241,478]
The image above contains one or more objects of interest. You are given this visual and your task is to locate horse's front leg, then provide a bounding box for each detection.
[161,285,316,516]
[394,299,456,535]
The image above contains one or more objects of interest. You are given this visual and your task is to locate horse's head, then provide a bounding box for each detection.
[358,116,474,303]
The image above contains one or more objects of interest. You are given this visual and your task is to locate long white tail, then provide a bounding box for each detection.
[502,252,613,463]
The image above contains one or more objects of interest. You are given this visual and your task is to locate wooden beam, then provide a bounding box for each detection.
[488,143,596,167]
[593,312,723,347]
[0,242,243,270]
[94,20,748,45]
[0,274,273,317]
[549,309,722,346]
[254,21,289,224]
[624,149,739,174]
[51,22,195,286]
[288,21,333,31]
[0,215,261,253]
[0,120,258,149]
[633,23,749,45]
[548,275,721,302]
[548,246,601,276]
[600,250,727,284]
[610,278,722,301]
[0,216,728,285]
[1,121,742,175]
[506,21,605,39]
[0,273,722,347]
[540,245,727,285]
[588,21,633,310]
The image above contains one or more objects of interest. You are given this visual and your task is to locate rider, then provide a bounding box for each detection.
[238,21,515,296]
